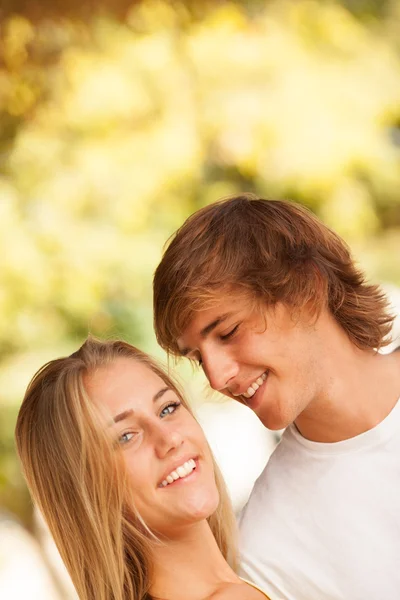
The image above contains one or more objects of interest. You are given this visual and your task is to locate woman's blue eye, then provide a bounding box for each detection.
[160,402,180,418]
[119,432,135,446]
[220,324,239,341]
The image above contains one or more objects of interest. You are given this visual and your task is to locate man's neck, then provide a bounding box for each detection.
[149,521,239,600]
[294,346,400,443]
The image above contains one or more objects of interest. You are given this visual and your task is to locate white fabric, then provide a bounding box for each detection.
[238,398,400,600]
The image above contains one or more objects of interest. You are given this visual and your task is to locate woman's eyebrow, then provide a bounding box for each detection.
[111,386,171,424]
[153,386,170,402]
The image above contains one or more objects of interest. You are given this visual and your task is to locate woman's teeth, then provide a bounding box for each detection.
[242,372,267,399]
[160,459,196,487]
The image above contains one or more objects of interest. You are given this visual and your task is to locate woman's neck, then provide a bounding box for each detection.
[149,520,239,600]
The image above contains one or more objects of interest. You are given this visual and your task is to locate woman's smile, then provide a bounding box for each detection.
[159,458,199,488]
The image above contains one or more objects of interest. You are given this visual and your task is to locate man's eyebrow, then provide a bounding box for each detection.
[180,313,231,356]
[111,386,170,424]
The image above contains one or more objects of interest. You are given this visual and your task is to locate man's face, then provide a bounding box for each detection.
[178,292,325,430]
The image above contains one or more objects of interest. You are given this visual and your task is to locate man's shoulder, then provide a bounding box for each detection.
[239,428,309,524]
[253,428,300,479]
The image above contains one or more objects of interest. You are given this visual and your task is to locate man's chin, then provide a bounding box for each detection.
[256,408,292,431]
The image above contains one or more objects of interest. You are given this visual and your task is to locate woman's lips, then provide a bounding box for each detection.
[159,459,200,489]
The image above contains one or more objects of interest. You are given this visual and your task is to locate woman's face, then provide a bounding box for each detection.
[86,357,219,537]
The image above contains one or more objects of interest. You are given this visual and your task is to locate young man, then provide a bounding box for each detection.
[153,195,400,600]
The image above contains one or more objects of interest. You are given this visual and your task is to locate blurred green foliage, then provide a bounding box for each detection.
[1,0,400,523]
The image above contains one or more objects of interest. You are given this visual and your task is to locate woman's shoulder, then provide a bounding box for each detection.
[206,580,270,600]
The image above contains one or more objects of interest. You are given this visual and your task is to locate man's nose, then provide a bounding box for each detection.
[152,421,184,459]
[202,352,238,392]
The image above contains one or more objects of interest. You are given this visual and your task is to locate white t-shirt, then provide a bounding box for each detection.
[238,398,400,600]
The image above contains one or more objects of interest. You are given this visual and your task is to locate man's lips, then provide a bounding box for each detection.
[230,371,269,400]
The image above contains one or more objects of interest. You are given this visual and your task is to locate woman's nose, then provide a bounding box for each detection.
[152,421,184,458]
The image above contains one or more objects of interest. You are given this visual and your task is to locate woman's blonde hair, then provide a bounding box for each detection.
[15,337,237,600]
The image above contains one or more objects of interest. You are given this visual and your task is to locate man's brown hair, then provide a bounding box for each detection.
[153,194,394,355]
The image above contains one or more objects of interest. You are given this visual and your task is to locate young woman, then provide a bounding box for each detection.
[15,337,269,600]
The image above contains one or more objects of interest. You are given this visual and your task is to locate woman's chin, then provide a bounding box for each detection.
[173,489,221,529]
[145,488,221,537]
[181,487,220,522]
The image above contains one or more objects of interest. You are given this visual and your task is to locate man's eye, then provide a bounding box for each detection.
[118,432,135,446]
[220,324,239,341]
[160,401,181,418]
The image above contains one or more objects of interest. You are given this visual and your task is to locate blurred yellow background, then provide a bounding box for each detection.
[1,0,400,597]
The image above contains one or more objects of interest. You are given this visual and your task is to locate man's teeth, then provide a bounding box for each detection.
[242,372,267,399]
[160,459,196,487]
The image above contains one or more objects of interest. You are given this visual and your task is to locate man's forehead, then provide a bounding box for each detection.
[177,307,234,354]
[176,297,247,356]
[176,289,258,346]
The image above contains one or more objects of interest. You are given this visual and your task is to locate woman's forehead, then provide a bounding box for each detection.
[86,359,164,410]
